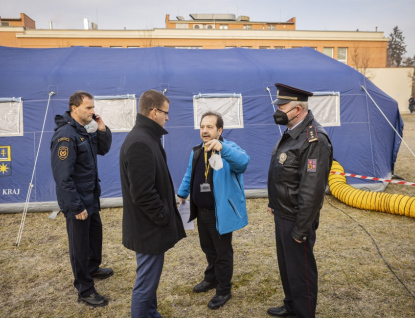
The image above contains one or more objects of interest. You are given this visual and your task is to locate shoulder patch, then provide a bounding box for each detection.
[58,146,69,160]
[307,159,317,172]
[58,137,70,143]
[306,125,318,142]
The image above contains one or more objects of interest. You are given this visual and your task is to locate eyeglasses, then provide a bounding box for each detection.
[153,108,169,115]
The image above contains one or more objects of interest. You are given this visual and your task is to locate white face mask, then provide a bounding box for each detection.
[209,153,223,171]
[84,119,98,133]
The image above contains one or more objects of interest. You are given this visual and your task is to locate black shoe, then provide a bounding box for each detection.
[208,293,232,310]
[193,280,218,293]
[78,292,108,307]
[267,306,296,317]
[91,267,114,280]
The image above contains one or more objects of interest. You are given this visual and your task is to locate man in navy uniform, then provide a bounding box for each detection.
[267,84,333,317]
[50,91,113,307]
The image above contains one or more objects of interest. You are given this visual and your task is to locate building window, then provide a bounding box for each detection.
[127,46,140,48]
[267,25,276,30]
[176,24,189,29]
[110,46,123,48]
[241,46,252,49]
[225,46,237,49]
[1,22,10,26]
[194,25,200,29]
[259,46,270,49]
[93,95,136,132]
[219,24,228,29]
[337,47,348,64]
[323,47,334,58]
[207,25,213,29]
[274,46,285,49]
[193,94,244,129]
[243,25,252,29]
[0,98,23,136]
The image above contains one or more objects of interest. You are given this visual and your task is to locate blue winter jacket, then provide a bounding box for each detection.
[177,138,250,235]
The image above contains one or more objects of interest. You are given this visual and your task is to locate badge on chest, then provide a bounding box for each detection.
[279,152,287,164]
[200,183,211,192]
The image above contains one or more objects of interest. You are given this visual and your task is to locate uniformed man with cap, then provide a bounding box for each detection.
[267,83,333,317]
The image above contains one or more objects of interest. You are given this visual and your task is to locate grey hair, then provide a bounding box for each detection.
[288,100,308,111]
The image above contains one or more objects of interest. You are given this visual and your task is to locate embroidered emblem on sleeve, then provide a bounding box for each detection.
[307,159,317,172]
[58,146,69,160]
[58,137,70,143]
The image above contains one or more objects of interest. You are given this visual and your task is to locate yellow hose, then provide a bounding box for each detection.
[328,160,415,218]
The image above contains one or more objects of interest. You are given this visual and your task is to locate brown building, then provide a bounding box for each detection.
[0,13,388,67]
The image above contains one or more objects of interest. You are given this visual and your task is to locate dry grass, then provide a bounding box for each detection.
[2,115,415,317]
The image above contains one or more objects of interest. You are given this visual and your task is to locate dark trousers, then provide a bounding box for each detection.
[66,211,102,297]
[197,208,233,296]
[131,253,164,318]
[274,214,318,318]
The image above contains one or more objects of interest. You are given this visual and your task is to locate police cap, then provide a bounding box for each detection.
[272,83,313,105]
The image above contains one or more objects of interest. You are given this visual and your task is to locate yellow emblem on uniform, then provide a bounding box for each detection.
[58,137,70,143]
[279,152,287,164]
[80,137,84,141]
[58,146,69,160]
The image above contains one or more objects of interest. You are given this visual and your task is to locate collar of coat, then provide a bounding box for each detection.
[135,113,168,140]
[54,111,88,135]
[286,110,315,140]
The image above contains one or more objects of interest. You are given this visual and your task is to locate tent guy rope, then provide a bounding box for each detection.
[362,85,415,158]
[15,91,55,247]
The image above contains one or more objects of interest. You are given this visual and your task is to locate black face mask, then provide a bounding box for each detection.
[273,106,297,125]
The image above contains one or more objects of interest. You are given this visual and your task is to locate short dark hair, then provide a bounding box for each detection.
[138,90,170,116]
[69,91,94,112]
[200,111,224,130]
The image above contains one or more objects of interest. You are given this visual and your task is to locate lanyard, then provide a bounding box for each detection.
[204,149,211,181]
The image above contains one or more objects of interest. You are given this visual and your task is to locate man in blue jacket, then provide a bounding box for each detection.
[178,111,250,310]
[50,91,113,307]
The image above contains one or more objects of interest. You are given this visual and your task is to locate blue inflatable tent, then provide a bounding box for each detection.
[0,46,403,212]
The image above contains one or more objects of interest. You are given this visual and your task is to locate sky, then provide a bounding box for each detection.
[2,0,415,57]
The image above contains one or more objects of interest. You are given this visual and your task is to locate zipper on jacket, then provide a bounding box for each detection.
[228,197,242,219]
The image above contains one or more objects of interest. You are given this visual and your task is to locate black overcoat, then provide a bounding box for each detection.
[120,114,186,254]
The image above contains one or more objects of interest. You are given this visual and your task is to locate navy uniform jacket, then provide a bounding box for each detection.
[268,110,333,241]
[50,111,112,219]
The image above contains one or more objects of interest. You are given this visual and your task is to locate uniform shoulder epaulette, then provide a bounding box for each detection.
[306,125,318,142]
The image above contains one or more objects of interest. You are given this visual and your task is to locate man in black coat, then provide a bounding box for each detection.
[50,91,113,307]
[120,89,186,317]
[267,84,333,318]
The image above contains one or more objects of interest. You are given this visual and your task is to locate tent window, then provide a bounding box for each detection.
[93,95,136,132]
[0,98,23,136]
[193,94,243,129]
[308,93,340,127]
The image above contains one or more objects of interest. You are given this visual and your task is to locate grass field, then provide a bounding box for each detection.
[1,115,415,317]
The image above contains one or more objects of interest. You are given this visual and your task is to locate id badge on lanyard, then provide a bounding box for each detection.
[201,149,212,192]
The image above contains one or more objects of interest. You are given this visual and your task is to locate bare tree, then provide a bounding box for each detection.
[141,29,155,48]
[350,45,372,78]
